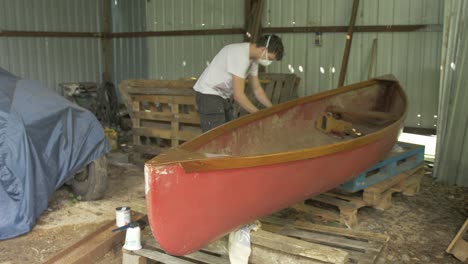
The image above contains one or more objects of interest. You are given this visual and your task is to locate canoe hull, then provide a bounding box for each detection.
[145,128,400,255]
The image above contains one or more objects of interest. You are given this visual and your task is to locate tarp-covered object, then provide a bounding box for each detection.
[0,68,110,239]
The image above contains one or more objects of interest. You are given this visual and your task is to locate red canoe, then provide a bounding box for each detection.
[144,75,407,255]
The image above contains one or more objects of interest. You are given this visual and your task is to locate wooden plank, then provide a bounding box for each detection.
[251,230,348,263]
[134,111,200,124]
[131,95,196,105]
[133,127,201,142]
[262,217,389,243]
[367,38,378,79]
[270,76,284,105]
[135,249,196,264]
[338,0,360,87]
[365,166,422,195]
[132,101,142,147]
[328,107,399,121]
[171,103,180,147]
[122,250,148,264]
[144,238,229,264]
[126,87,196,96]
[44,213,146,264]
[145,231,347,264]
[126,79,196,89]
[291,203,341,222]
[446,219,468,262]
[270,227,383,252]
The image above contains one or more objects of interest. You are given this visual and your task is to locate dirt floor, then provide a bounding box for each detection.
[0,153,466,264]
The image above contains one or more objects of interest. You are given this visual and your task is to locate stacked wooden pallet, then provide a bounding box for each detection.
[119,79,201,163]
[119,74,300,164]
[293,142,426,227]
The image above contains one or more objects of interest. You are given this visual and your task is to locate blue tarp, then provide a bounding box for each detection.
[0,68,110,239]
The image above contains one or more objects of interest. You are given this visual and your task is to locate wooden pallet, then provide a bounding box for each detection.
[293,165,425,226]
[119,79,202,164]
[339,142,425,192]
[123,216,389,264]
[446,219,468,262]
[123,228,349,264]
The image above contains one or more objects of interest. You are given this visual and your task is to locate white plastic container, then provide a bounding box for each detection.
[115,206,131,227]
[123,226,142,251]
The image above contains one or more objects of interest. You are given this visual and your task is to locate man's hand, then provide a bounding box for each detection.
[232,74,260,113]
[249,75,273,108]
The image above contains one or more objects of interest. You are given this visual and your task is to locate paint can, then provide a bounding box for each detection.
[115,206,131,227]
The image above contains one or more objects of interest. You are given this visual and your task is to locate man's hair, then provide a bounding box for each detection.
[256,34,284,61]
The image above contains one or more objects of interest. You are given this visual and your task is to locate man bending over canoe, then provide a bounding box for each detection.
[193,34,284,132]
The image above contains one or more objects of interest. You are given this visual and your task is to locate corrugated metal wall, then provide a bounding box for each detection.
[145,0,244,80]
[112,0,148,87]
[1,0,443,129]
[0,0,103,93]
[434,0,468,186]
[144,0,443,129]
[264,0,443,128]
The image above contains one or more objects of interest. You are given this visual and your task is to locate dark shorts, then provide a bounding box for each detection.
[195,92,234,132]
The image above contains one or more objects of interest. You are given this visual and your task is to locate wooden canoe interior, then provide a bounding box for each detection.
[195,82,405,157]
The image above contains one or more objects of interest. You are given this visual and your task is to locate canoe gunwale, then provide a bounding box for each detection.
[146,77,408,173]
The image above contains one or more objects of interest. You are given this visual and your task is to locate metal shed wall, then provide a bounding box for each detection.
[144,0,443,129]
[0,0,103,93]
[112,0,148,87]
[145,0,245,81]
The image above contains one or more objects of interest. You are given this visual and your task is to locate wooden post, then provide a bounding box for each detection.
[367,38,378,79]
[338,0,360,87]
[102,0,113,82]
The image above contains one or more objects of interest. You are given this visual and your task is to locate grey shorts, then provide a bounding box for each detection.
[195,92,234,132]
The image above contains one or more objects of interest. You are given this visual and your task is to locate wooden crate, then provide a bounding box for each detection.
[292,165,425,227]
[119,79,202,163]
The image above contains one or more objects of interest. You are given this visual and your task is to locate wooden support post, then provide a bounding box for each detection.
[101,0,113,82]
[338,0,360,87]
[170,103,180,147]
[367,38,378,79]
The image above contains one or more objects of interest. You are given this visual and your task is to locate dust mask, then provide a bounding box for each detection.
[258,35,273,67]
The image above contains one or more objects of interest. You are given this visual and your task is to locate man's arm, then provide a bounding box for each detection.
[249,75,273,108]
[232,74,260,114]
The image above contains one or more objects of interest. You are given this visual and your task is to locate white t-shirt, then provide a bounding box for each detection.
[194,43,258,99]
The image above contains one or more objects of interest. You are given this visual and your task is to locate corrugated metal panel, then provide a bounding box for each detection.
[263,0,443,128]
[145,0,244,79]
[435,0,468,186]
[0,0,103,92]
[112,0,148,87]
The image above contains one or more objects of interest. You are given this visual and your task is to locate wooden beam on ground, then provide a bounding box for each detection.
[44,213,146,264]
[338,0,360,87]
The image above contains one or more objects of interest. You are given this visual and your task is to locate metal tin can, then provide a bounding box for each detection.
[115,206,131,227]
